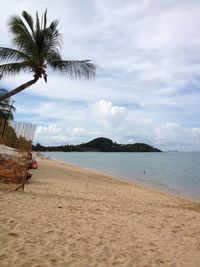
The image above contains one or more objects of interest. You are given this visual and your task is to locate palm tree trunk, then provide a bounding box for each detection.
[0,77,39,101]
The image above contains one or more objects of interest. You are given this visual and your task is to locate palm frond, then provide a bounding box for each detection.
[22,11,34,36]
[43,20,62,53]
[0,110,15,120]
[49,60,96,79]
[43,9,47,29]
[36,12,41,32]
[49,20,61,42]
[8,15,35,52]
[46,50,62,62]
[0,101,12,108]
[0,89,16,120]
[0,103,16,112]
[0,47,30,61]
[0,62,31,77]
[40,9,47,30]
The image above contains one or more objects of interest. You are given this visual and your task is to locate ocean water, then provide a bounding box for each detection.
[43,152,200,201]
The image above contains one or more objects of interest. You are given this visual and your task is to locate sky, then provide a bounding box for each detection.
[0,0,200,151]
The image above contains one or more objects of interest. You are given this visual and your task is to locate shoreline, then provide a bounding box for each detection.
[33,158,200,212]
[1,158,200,266]
[46,156,200,204]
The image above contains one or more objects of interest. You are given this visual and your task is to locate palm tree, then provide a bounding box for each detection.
[0,89,15,120]
[0,89,16,139]
[0,10,96,101]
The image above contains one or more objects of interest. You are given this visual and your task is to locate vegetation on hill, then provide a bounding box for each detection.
[32,137,162,152]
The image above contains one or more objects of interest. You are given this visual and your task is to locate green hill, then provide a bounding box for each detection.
[33,137,161,152]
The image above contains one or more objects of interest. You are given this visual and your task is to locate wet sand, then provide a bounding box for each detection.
[0,158,200,267]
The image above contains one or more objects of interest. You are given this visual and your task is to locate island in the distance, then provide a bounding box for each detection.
[32,137,162,152]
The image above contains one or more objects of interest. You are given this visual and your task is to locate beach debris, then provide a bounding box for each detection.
[0,153,31,184]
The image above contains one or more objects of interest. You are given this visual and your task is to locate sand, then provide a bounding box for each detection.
[0,159,200,267]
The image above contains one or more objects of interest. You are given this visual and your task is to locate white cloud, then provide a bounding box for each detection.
[30,99,200,151]
[89,100,126,128]
[191,128,200,145]
[35,124,99,145]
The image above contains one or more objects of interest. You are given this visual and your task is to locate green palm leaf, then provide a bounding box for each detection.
[0,62,32,77]
[0,89,16,120]
[0,47,30,61]
[50,60,96,79]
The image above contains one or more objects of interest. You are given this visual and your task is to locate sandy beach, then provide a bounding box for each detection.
[0,159,200,267]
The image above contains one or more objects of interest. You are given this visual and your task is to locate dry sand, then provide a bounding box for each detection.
[0,159,200,267]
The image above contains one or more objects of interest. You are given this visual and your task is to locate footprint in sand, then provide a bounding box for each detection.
[7,232,19,237]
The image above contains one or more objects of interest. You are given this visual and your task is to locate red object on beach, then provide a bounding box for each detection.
[31,161,38,169]
[0,160,30,184]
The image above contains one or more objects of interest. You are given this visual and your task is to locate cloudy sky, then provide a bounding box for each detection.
[1,0,200,151]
